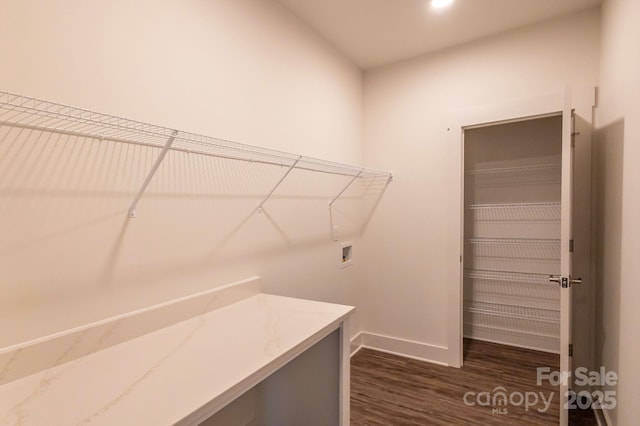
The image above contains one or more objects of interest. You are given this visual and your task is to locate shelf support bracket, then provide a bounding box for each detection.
[329,169,363,241]
[329,169,363,208]
[256,156,302,213]
[128,130,178,218]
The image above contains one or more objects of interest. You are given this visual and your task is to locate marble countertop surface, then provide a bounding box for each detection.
[0,294,354,426]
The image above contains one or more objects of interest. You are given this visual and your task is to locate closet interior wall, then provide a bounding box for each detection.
[463,115,563,353]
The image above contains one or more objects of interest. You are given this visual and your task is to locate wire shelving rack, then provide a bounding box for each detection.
[0,91,392,218]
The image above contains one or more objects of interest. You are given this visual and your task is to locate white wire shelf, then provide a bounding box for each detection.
[465,203,561,239]
[464,269,558,285]
[464,269,560,311]
[467,201,560,209]
[465,238,560,259]
[463,300,560,350]
[464,300,560,323]
[465,162,561,188]
[466,202,560,220]
[465,163,561,176]
[466,292,560,312]
[466,237,560,249]
[466,237,560,245]
[0,90,392,217]
[464,238,561,274]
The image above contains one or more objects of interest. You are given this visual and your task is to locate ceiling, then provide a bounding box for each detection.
[275,0,601,69]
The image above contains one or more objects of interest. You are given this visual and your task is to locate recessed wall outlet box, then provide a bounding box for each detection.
[341,242,353,268]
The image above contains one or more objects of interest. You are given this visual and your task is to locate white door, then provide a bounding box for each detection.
[556,88,580,426]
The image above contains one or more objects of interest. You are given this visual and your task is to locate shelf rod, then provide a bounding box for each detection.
[128,130,178,218]
[329,169,363,207]
[256,156,302,213]
[0,119,392,179]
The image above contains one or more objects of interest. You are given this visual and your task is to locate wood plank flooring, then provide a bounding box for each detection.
[350,339,597,425]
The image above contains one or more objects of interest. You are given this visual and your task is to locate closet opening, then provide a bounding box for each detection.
[462,113,562,364]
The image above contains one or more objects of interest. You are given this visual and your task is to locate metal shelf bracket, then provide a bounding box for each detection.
[256,156,302,213]
[329,169,363,241]
[128,130,178,218]
[329,169,363,208]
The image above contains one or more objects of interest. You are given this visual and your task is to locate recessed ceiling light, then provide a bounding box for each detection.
[431,0,454,8]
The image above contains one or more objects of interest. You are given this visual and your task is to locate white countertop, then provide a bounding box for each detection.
[0,294,354,426]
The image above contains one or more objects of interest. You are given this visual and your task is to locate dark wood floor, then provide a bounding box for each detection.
[351,339,597,425]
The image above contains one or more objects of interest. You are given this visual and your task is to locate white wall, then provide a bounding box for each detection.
[0,0,367,347]
[596,0,640,423]
[360,8,600,363]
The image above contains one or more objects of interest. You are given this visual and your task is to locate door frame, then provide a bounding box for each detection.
[448,85,595,423]
[449,89,567,368]
[447,86,595,367]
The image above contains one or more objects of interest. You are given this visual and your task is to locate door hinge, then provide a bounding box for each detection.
[569,239,574,253]
[561,277,569,288]
[571,111,579,147]
[569,344,573,357]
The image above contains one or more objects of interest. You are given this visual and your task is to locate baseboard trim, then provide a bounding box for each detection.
[349,332,449,366]
[350,332,364,357]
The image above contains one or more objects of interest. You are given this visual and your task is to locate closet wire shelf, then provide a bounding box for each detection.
[467,202,560,220]
[464,269,558,286]
[465,238,561,258]
[464,163,561,175]
[463,299,560,353]
[466,237,560,245]
[463,300,560,324]
[464,238,561,275]
[0,91,393,217]
[465,163,561,187]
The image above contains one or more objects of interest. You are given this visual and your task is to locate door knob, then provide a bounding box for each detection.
[549,275,582,287]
